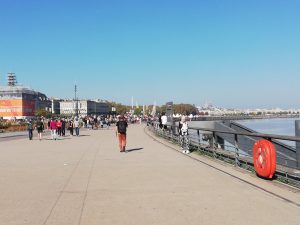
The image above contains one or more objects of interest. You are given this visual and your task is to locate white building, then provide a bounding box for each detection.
[60,100,109,116]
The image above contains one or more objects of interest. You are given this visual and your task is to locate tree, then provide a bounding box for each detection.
[35,108,52,118]
[134,108,142,115]
[173,104,198,115]
[108,102,131,115]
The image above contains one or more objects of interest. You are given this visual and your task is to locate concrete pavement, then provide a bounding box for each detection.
[0,124,299,225]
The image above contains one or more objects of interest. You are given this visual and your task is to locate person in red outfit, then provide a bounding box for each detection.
[50,118,58,140]
[116,115,128,152]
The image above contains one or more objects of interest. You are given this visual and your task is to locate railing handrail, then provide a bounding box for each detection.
[153,121,300,142]
[188,126,300,142]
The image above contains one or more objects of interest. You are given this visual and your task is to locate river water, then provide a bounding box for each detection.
[238,118,300,147]
[238,118,299,137]
[189,118,300,148]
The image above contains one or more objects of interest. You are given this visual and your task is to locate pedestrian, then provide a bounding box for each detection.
[61,118,66,136]
[50,118,57,140]
[161,112,168,130]
[68,119,74,136]
[178,116,190,154]
[116,115,128,152]
[36,118,44,141]
[94,117,98,129]
[56,119,62,136]
[27,119,34,140]
[74,118,80,136]
[100,119,104,129]
[106,117,110,129]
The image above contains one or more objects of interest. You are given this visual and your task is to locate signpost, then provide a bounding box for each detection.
[166,101,173,122]
[166,101,176,134]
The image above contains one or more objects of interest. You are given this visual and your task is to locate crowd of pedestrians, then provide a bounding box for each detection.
[25,115,117,141]
[25,113,190,155]
[26,117,84,141]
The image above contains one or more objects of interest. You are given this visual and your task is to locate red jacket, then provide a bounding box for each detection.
[56,121,62,128]
[50,121,57,130]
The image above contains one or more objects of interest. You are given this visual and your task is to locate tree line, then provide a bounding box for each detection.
[34,102,199,117]
[108,102,198,115]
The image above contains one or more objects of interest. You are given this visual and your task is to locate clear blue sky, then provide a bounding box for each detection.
[0,0,299,108]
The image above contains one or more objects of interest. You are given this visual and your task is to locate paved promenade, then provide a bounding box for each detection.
[0,124,300,225]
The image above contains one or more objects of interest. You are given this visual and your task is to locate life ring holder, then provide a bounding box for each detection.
[253,139,276,179]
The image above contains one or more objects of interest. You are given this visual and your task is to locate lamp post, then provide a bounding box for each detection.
[74,85,78,117]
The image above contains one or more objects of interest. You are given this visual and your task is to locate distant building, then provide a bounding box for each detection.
[60,100,109,116]
[0,73,51,119]
[50,98,62,115]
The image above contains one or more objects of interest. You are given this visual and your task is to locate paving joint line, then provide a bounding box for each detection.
[78,138,102,225]
[42,139,95,225]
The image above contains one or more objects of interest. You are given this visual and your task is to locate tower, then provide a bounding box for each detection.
[7,72,17,86]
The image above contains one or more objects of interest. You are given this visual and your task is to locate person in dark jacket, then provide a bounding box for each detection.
[36,118,44,141]
[61,118,66,136]
[68,120,74,136]
[27,119,34,140]
[116,115,128,152]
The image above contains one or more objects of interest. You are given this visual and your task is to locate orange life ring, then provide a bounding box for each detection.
[253,140,276,179]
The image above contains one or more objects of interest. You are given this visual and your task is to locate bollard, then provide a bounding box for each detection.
[295,120,300,168]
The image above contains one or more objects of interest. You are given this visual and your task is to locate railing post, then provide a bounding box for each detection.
[234,134,239,166]
[295,120,300,168]
[170,126,174,142]
[197,129,201,147]
[213,131,217,158]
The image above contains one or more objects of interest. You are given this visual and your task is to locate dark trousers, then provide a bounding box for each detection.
[57,128,62,136]
[28,129,33,140]
[61,128,65,136]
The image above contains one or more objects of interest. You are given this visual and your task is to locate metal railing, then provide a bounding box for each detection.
[149,122,300,187]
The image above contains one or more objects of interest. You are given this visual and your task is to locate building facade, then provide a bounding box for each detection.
[0,86,51,119]
[60,100,109,116]
[51,98,62,115]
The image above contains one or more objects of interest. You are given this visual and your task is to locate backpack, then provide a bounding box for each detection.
[118,121,127,134]
[28,123,33,130]
[37,121,43,130]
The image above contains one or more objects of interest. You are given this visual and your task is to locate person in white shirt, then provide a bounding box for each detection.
[74,118,80,136]
[178,116,190,154]
[161,112,168,130]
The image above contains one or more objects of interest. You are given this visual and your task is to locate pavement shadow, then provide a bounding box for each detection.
[126,148,143,152]
[44,138,67,141]
[44,137,73,141]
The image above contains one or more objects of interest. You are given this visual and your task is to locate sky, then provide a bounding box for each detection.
[0,0,300,109]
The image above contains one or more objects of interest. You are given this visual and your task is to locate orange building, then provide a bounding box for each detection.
[0,86,51,119]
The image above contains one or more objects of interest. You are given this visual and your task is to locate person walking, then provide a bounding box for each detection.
[106,117,111,129]
[61,118,66,136]
[27,119,34,140]
[74,118,80,136]
[56,119,62,136]
[50,118,57,140]
[161,112,168,130]
[178,116,190,154]
[68,119,74,136]
[36,118,44,141]
[116,115,128,152]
